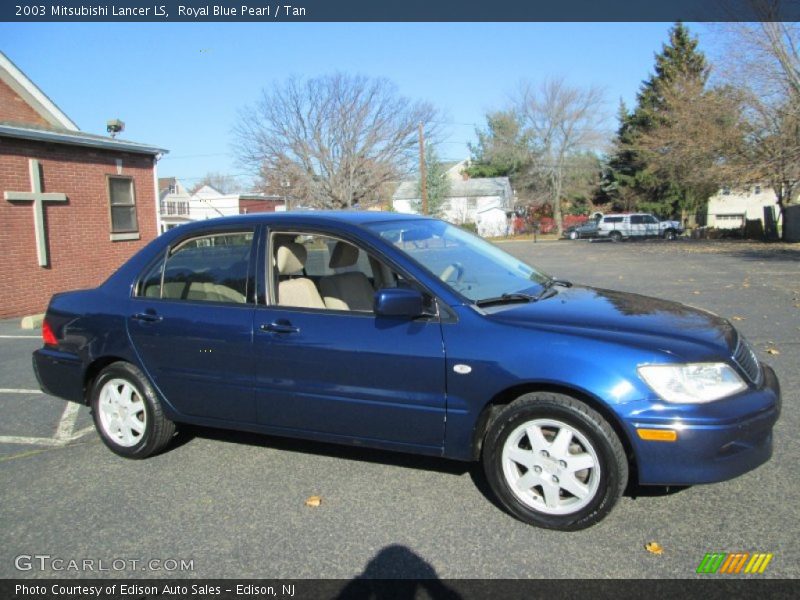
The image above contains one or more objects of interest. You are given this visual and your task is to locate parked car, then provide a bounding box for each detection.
[596,213,683,241]
[563,220,599,240]
[33,212,779,530]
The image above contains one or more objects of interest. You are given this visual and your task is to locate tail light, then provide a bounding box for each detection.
[42,319,58,347]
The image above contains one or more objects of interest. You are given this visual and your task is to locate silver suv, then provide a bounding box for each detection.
[596,213,682,241]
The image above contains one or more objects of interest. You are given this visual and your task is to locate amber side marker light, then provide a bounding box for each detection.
[637,428,678,442]
[42,320,58,347]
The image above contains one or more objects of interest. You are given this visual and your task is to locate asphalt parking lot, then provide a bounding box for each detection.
[1,238,798,580]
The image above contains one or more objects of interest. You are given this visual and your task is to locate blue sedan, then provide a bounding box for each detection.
[33,212,780,530]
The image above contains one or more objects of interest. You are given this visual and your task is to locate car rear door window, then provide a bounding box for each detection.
[139,231,254,303]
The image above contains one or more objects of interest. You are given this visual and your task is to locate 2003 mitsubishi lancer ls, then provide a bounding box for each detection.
[33,212,780,530]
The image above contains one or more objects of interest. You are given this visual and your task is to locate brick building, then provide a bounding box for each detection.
[0,51,167,319]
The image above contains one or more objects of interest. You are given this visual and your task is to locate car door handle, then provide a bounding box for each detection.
[260,321,300,334]
[132,312,163,323]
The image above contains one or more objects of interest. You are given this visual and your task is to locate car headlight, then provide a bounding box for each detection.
[637,363,747,404]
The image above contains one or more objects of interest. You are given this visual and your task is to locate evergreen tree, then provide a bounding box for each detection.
[605,22,710,218]
[414,145,451,217]
[465,111,531,179]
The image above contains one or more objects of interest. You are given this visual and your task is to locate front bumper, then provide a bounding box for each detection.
[628,364,780,486]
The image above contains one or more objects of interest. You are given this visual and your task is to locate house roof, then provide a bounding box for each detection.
[0,123,168,156]
[393,176,512,200]
[0,51,78,131]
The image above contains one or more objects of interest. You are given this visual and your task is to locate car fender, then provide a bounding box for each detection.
[440,307,656,461]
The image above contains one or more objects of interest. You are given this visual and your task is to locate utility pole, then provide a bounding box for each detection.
[418,122,428,215]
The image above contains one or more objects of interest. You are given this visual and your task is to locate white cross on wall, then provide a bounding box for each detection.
[4,159,68,267]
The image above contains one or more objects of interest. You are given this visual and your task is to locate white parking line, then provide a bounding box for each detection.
[0,435,64,447]
[0,396,95,448]
[0,388,42,394]
[0,335,39,339]
[54,402,80,440]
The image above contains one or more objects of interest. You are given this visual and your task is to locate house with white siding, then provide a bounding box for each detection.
[392,160,514,236]
[706,184,782,229]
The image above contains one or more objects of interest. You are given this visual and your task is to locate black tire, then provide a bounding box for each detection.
[609,231,623,243]
[482,392,628,531]
[90,361,175,459]
[569,231,579,240]
[663,228,677,241]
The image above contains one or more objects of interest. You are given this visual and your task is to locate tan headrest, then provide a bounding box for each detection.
[276,242,307,275]
[329,241,359,269]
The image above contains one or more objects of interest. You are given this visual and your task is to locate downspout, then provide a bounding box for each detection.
[153,153,163,235]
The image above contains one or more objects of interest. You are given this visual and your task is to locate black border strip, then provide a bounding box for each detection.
[3,0,800,23]
[2,579,799,600]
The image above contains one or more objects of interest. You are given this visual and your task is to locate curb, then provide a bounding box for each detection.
[20,314,44,330]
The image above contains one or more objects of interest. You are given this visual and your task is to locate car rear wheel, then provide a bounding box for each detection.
[482,392,628,530]
[569,231,579,240]
[90,361,175,459]
[609,231,622,242]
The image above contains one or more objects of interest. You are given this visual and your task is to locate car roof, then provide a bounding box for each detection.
[601,213,652,217]
[173,210,431,233]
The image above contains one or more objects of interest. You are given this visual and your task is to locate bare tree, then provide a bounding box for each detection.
[190,172,243,195]
[713,5,800,237]
[235,74,438,209]
[514,79,607,235]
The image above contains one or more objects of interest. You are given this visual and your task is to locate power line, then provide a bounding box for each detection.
[160,152,231,160]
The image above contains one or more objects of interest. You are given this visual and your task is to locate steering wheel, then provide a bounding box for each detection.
[439,262,465,284]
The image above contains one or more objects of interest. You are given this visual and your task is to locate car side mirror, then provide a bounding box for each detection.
[374,288,426,318]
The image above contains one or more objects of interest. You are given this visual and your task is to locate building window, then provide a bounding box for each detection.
[108,176,139,237]
[754,185,762,194]
[722,186,731,195]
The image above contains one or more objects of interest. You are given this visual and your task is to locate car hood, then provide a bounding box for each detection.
[485,285,736,359]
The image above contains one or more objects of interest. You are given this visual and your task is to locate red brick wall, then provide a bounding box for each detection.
[239,198,282,214]
[0,137,158,318]
[0,79,51,127]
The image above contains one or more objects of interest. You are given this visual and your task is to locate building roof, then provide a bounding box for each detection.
[0,123,168,156]
[393,176,512,200]
[0,51,167,156]
[0,51,78,131]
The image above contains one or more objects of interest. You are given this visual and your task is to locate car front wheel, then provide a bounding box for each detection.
[90,361,175,459]
[482,392,628,530]
[663,228,677,241]
[569,231,579,240]
[609,231,622,242]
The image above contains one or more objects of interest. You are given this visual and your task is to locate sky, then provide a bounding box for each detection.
[1,22,719,189]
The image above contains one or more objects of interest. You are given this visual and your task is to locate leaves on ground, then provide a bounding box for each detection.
[731,316,745,321]
[765,348,780,355]
[304,495,322,507]
[645,541,664,555]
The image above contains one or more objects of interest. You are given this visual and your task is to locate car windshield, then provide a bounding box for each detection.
[366,218,550,302]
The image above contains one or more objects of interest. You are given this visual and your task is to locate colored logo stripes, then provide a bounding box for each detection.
[696,552,773,574]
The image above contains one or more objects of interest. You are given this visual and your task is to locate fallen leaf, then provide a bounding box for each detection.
[766,348,780,355]
[732,316,745,321]
[692,291,701,295]
[645,542,664,555]
[305,495,322,507]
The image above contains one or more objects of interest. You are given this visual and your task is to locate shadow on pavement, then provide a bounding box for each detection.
[336,545,462,598]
